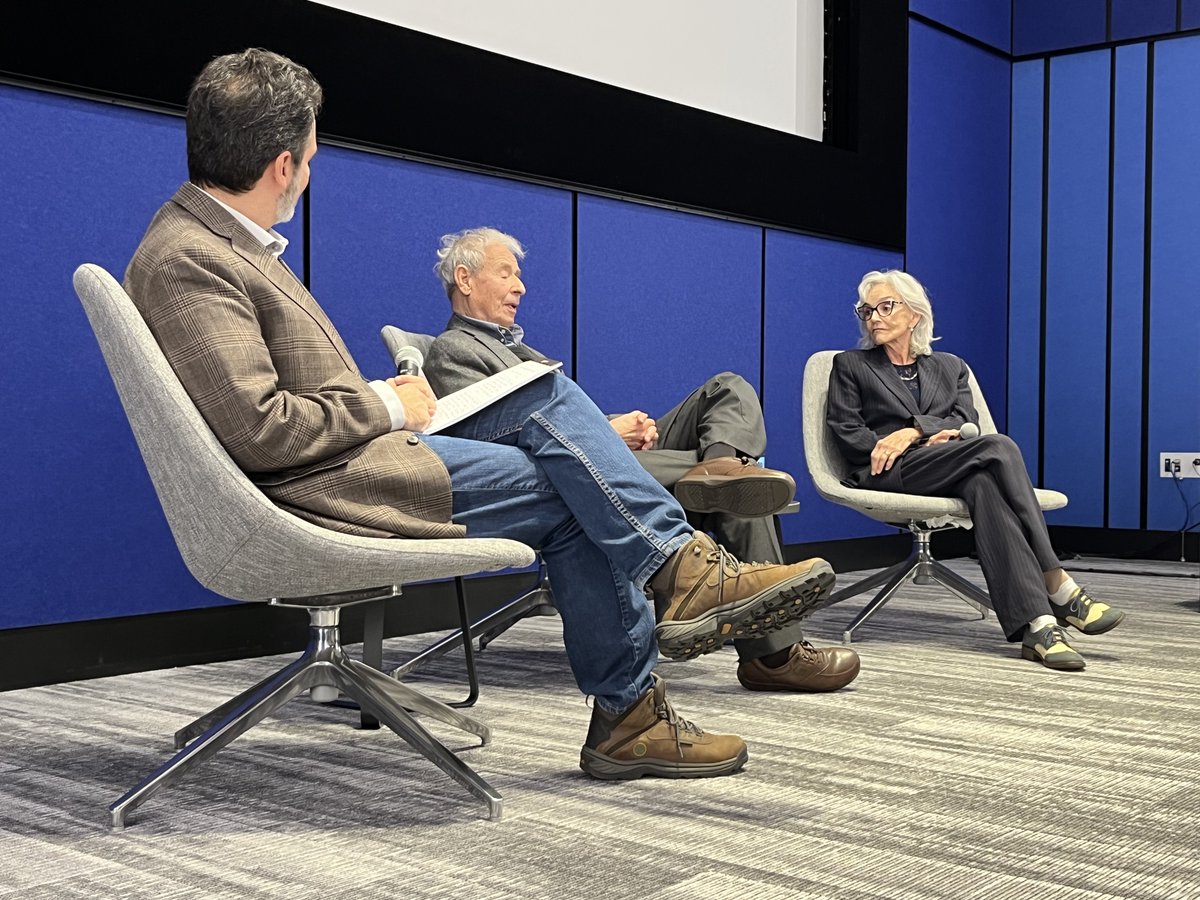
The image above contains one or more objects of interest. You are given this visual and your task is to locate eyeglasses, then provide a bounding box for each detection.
[854,298,903,321]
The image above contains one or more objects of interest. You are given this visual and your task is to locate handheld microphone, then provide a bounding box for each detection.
[393,345,424,378]
[958,422,980,440]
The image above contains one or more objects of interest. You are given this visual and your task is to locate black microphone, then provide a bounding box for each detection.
[959,422,980,440]
[393,345,424,377]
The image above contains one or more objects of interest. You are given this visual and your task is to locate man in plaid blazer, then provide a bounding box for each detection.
[123,48,839,782]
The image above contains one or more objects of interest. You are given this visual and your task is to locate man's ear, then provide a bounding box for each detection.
[269,149,293,190]
[454,264,473,296]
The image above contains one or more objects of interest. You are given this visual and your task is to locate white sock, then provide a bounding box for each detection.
[1028,615,1057,634]
[1048,576,1079,605]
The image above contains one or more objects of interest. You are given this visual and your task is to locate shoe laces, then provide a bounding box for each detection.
[654,696,704,755]
[795,640,819,661]
[1039,625,1069,649]
[1068,587,1096,617]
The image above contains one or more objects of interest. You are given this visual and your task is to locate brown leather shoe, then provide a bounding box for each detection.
[737,641,861,692]
[580,673,747,779]
[649,532,836,661]
[673,456,796,518]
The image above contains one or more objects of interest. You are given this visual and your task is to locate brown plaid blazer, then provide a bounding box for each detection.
[123,183,462,539]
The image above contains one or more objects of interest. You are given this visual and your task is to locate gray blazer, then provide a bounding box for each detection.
[123,182,462,540]
[425,315,555,399]
[825,346,980,482]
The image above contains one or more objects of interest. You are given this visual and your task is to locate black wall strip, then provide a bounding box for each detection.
[1141,43,1156,530]
[1038,58,1051,488]
[0,0,908,250]
[1104,49,1117,528]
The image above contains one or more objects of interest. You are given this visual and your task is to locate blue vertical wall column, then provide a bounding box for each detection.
[573,197,761,415]
[1149,36,1200,531]
[1043,50,1111,526]
[762,232,903,545]
[1108,45,1148,529]
[907,20,1012,424]
[1009,60,1045,478]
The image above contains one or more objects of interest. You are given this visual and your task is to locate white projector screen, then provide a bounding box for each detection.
[311,0,826,140]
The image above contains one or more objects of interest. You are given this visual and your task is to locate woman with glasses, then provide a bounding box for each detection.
[824,269,1125,671]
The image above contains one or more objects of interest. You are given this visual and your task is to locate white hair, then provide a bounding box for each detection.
[854,269,940,356]
[434,227,526,300]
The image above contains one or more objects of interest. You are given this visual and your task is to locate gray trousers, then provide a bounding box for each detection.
[633,372,801,659]
[876,433,1058,641]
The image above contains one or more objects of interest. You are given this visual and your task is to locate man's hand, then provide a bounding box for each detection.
[870,426,922,476]
[610,410,658,450]
[925,428,960,447]
[387,375,437,433]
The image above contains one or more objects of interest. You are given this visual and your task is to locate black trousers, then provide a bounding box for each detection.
[634,372,799,659]
[871,433,1059,641]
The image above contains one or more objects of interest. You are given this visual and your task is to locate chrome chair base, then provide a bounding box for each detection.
[832,526,991,644]
[109,601,502,829]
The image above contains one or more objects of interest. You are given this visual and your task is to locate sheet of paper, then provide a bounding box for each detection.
[424,359,563,434]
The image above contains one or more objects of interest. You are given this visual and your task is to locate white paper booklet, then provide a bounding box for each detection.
[424,359,563,434]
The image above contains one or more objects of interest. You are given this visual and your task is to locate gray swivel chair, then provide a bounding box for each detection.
[378,325,557,691]
[73,264,536,827]
[801,350,1068,644]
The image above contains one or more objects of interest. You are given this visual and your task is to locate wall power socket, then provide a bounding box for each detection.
[1159,453,1200,479]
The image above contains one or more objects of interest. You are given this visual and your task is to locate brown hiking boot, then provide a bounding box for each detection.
[579,673,747,780]
[673,456,796,518]
[649,532,836,661]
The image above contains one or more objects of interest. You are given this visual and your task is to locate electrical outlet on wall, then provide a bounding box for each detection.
[1159,453,1200,478]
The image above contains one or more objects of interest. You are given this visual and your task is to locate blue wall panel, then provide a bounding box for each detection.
[574,197,761,417]
[907,22,1011,430]
[1009,61,1045,479]
[909,0,1011,53]
[1148,37,1200,530]
[1013,0,1106,56]
[1111,0,1178,41]
[0,85,228,628]
[309,146,574,379]
[1108,45,1148,529]
[763,232,903,545]
[1044,51,1111,526]
[1185,0,1200,30]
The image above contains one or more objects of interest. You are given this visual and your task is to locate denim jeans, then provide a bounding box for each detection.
[421,374,694,713]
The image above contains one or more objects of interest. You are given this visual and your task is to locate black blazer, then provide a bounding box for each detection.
[825,347,980,484]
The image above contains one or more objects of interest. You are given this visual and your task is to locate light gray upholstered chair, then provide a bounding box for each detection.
[378,325,558,688]
[801,350,1068,644]
[73,264,536,827]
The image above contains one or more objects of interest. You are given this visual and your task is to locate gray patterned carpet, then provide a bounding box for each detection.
[1,559,1197,900]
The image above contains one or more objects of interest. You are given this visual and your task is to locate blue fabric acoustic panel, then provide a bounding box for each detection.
[1149,36,1200,531]
[909,0,1011,53]
[1009,61,1046,480]
[1109,45,1148,530]
[308,146,573,380]
[1043,50,1111,527]
[907,21,1011,433]
[1111,0,1178,41]
[0,85,227,628]
[574,196,761,418]
[763,230,903,546]
[1013,0,1106,56]
[1185,0,1200,30]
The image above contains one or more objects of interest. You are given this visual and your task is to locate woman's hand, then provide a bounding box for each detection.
[925,428,960,446]
[870,427,922,476]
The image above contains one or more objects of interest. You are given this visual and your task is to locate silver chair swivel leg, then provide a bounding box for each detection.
[834,527,990,644]
[110,606,501,829]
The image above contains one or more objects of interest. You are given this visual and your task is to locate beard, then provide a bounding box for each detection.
[275,168,304,224]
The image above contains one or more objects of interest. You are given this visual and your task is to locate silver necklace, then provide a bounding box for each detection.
[893,362,918,382]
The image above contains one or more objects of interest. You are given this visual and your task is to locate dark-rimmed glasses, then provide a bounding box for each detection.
[854,298,903,321]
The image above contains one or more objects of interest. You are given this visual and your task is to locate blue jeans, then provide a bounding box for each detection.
[421,374,693,713]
